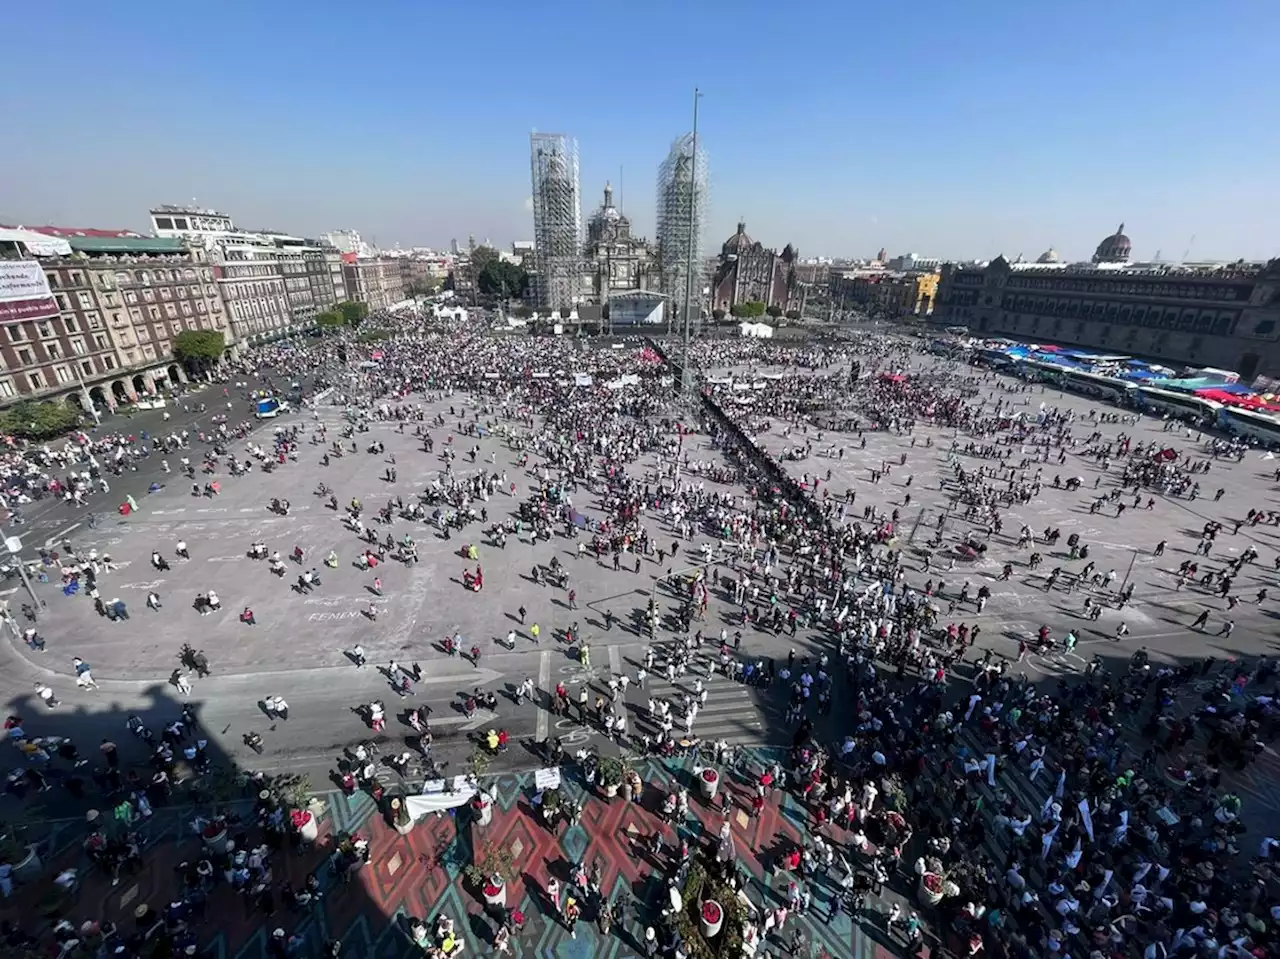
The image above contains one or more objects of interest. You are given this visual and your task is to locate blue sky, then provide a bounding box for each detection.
[2,0,1276,262]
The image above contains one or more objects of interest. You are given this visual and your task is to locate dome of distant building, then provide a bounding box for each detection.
[1037,247,1061,264]
[722,221,755,257]
[1092,223,1131,264]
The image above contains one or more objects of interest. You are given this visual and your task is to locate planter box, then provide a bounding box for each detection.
[483,882,506,906]
[201,827,230,855]
[918,872,944,906]
[296,814,319,843]
[700,900,724,938]
[698,767,720,801]
[12,846,42,882]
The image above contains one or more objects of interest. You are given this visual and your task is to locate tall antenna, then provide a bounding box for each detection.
[1181,234,1196,263]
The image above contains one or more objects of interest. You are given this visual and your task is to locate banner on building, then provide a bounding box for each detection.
[0,260,58,323]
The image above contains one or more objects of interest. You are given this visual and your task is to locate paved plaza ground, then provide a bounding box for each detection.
[5,338,1280,956]
[0,749,900,959]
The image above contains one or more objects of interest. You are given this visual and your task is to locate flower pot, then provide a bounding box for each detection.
[202,826,229,854]
[12,846,42,881]
[483,880,506,906]
[475,796,493,827]
[291,810,319,843]
[918,872,944,906]
[700,899,724,938]
[603,781,619,799]
[698,767,720,801]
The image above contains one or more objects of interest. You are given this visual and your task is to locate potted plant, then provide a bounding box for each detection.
[700,898,724,938]
[201,816,231,854]
[388,798,413,835]
[468,746,491,781]
[696,765,720,801]
[599,757,624,799]
[290,807,319,843]
[914,855,960,906]
[0,827,39,882]
[464,842,518,907]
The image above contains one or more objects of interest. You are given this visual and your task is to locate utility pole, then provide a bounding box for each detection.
[681,88,702,401]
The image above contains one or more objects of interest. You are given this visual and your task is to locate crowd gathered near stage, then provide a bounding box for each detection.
[1,309,1279,959]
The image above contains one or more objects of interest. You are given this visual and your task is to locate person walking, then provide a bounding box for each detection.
[351,644,366,668]
[147,591,162,611]
[72,658,99,690]
[530,623,541,643]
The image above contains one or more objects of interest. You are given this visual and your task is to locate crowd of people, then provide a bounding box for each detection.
[3,313,1279,959]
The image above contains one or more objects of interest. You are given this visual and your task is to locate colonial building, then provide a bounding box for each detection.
[0,226,229,410]
[830,269,939,316]
[582,182,654,301]
[709,222,806,315]
[341,256,405,312]
[936,225,1280,380]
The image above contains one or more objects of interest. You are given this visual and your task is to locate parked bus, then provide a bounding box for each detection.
[1219,406,1280,446]
[1134,386,1222,422]
[1059,369,1137,403]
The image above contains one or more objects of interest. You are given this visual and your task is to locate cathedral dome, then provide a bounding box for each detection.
[1036,247,1061,264]
[722,221,754,257]
[1093,223,1131,264]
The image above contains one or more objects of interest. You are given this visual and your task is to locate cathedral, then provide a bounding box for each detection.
[709,221,806,315]
[583,182,654,301]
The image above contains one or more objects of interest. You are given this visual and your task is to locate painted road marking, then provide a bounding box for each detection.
[535,649,551,742]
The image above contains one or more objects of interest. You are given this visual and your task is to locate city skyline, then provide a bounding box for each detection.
[1,1,1276,263]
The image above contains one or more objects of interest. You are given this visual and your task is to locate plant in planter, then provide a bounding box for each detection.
[598,757,624,796]
[467,746,491,780]
[880,773,908,812]
[267,772,315,810]
[464,841,519,904]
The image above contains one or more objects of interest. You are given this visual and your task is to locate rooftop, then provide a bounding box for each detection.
[5,224,143,239]
[66,236,187,255]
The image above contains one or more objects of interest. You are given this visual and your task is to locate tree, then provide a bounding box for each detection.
[729,301,765,319]
[477,259,527,299]
[712,309,727,323]
[316,311,344,330]
[785,310,801,320]
[470,245,501,275]
[0,400,81,440]
[336,301,369,328]
[766,304,784,319]
[172,330,225,375]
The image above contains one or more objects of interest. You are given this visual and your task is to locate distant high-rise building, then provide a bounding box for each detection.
[529,133,582,312]
[655,132,708,327]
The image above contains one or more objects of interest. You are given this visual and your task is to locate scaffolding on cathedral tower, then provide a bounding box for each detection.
[529,132,583,313]
[656,129,708,352]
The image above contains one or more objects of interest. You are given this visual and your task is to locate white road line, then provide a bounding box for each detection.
[608,643,621,678]
[535,649,551,742]
[44,523,82,548]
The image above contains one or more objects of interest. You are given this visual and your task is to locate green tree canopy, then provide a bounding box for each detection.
[470,245,501,274]
[336,301,369,328]
[477,259,527,298]
[0,400,81,440]
[766,304,784,318]
[729,301,767,319]
[172,330,226,372]
[316,310,344,330]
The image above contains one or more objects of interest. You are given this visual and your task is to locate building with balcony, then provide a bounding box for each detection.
[0,226,229,411]
[149,205,316,341]
[936,225,1280,380]
[341,256,405,311]
[830,268,939,316]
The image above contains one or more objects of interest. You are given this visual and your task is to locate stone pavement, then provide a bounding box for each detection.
[2,748,894,959]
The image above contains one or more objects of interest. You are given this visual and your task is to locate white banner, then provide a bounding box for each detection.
[1078,798,1095,843]
[0,260,58,323]
[535,766,562,790]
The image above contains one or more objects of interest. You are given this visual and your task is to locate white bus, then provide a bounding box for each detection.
[1219,406,1280,446]
[1135,386,1223,422]
[1059,369,1138,403]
